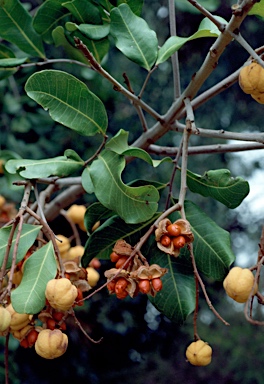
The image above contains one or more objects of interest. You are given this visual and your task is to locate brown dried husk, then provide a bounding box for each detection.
[104,268,137,297]
[113,239,133,256]
[155,218,194,257]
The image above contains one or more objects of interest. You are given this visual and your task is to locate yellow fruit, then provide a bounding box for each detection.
[86,267,100,287]
[55,235,71,255]
[0,306,11,332]
[186,340,212,366]
[67,205,86,224]
[251,92,264,104]
[223,266,258,303]
[35,329,68,359]
[0,195,6,209]
[78,220,87,232]
[239,62,264,94]
[12,324,33,341]
[45,278,78,311]
[6,304,32,331]
[63,245,84,261]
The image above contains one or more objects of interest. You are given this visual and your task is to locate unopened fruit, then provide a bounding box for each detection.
[35,329,68,359]
[239,62,264,95]
[6,304,32,332]
[45,278,78,311]
[223,266,258,303]
[186,340,212,366]
[66,245,84,260]
[0,306,11,332]
[86,267,100,287]
[55,235,71,255]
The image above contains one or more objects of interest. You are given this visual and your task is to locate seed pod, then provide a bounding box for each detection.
[239,62,264,94]
[0,306,11,332]
[223,266,258,303]
[186,340,212,366]
[6,304,32,332]
[45,278,78,311]
[160,235,171,247]
[86,267,100,287]
[35,329,68,359]
[67,204,86,224]
[55,235,71,255]
[115,277,128,295]
[115,256,130,269]
[27,329,39,347]
[65,245,84,261]
[110,251,120,263]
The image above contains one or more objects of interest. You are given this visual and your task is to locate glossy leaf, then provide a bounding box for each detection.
[184,201,235,281]
[25,70,108,136]
[88,150,159,223]
[66,22,110,40]
[0,224,42,269]
[106,129,172,167]
[33,0,71,44]
[5,150,84,179]
[110,4,158,70]
[84,202,114,234]
[11,242,57,314]
[0,0,45,58]
[149,247,195,324]
[63,0,102,24]
[117,0,143,16]
[186,169,250,209]
[82,212,159,266]
[156,16,226,65]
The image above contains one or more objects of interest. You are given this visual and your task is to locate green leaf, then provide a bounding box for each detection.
[0,0,45,58]
[88,150,160,223]
[67,29,110,63]
[84,202,114,234]
[117,0,143,16]
[0,224,42,269]
[249,0,264,17]
[52,26,91,63]
[149,247,195,324]
[0,57,28,67]
[110,4,158,70]
[186,169,250,209]
[63,0,102,24]
[11,242,57,314]
[156,16,226,65]
[0,44,17,79]
[33,0,71,44]
[67,22,110,40]
[82,212,160,266]
[184,201,235,280]
[106,129,172,167]
[5,150,84,179]
[25,70,108,136]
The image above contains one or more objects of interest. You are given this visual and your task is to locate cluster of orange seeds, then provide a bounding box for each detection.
[105,240,168,299]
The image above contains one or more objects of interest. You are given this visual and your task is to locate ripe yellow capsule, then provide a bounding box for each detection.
[35,329,68,359]
[223,266,258,303]
[239,62,264,95]
[0,306,11,332]
[86,267,100,287]
[186,340,212,366]
[45,278,78,311]
[63,245,84,261]
[55,235,71,255]
[67,204,86,224]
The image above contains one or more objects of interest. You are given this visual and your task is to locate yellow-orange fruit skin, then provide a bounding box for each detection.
[45,278,78,311]
[239,62,264,95]
[35,329,68,359]
[223,266,258,303]
[186,340,212,366]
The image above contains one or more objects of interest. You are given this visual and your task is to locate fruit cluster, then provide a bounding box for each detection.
[223,266,258,303]
[155,218,194,257]
[239,62,264,104]
[105,240,168,299]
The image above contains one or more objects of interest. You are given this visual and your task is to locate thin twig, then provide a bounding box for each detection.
[168,0,181,99]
